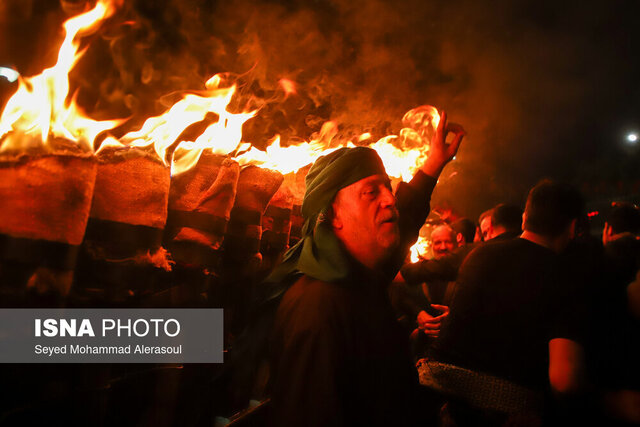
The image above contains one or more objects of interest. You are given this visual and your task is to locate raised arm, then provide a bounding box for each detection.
[420,110,466,179]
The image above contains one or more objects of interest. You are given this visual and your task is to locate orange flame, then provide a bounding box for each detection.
[278,78,297,96]
[0,0,123,154]
[0,0,444,185]
[121,75,256,175]
[235,106,440,181]
[235,121,344,174]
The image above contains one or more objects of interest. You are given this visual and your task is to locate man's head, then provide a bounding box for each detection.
[478,208,493,241]
[451,218,476,246]
[603,202,640,244]
[490,203,523,238]
[431,224,457,259]
[331,174,399,270]
[522,180,584,250]
[302,147,397,271]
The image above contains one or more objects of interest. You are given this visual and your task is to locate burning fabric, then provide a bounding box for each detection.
[0,1,118,301]
[165,153,239,269]
[72,145,173,302]
[0,145,96,299]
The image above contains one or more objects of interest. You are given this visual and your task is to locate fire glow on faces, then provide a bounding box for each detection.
[331,174,399,270]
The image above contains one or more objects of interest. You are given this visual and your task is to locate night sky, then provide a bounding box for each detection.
[1,0,639,219]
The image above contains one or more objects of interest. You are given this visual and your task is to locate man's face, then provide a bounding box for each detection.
[431,225,456,259]
[480,216,493,241]
[331,174,399,270]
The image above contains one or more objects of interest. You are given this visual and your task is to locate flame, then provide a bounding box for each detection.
[236,136,341,175]
[0,0,443,183]
[121,75,256,175]
[409,236,431,263]
[235,121,345,174]
[0,0,122,154]
[234,105,440,181]
[278,78,297,96]
[95,136,126,155]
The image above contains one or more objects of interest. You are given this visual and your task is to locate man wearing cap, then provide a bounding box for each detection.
[266,112,464,426]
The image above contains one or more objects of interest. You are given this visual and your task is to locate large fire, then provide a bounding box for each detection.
[0,0,443,268]
[0,0,443,184]
[0,0,123,154]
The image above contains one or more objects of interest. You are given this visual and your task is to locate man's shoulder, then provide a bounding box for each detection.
[277,275,353,325]
[472,236,543,256]
[460,237,547,273]
[464,237,520,260]
[284,275,351,300]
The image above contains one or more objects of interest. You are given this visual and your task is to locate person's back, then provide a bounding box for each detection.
[424,180,586,424]
[433,237,578,390]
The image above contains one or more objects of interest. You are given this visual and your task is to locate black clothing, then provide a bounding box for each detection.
[268,172,437,426]
[433,238,583,391]
[270,276,429,427]
[489,230,520,242]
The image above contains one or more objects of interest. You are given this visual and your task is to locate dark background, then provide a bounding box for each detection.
[1,0,639,220]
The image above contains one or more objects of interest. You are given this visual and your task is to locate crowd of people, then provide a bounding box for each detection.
[396,193,640,426]
[240,111,640,427]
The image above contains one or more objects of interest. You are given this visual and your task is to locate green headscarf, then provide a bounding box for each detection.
[265,146,388,291]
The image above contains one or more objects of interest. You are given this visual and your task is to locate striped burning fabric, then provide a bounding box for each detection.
[261,173,295,256]
[73,147,172,301]
[85,147,171,266]
[0,149,97,298]
[165,153,240,270]
[224,165,283,265]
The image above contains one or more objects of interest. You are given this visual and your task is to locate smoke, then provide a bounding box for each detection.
[2,0,638,217]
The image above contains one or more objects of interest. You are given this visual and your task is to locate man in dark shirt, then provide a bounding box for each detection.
[481,203,523,242]
[268,112,465,426]
[430,180,586,417]
[401,203,522,288]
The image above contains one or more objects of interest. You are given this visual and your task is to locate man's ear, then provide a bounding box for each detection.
[456,232,464,245]
[330,203,343,230]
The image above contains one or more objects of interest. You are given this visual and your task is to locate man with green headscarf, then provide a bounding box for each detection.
[267,112,465,426]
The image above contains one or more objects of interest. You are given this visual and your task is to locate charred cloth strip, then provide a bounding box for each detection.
[84,218,164,258]
[166,210,228,237]
[264,205,292,231]
[226,207,262,255]
[0,234,78,271]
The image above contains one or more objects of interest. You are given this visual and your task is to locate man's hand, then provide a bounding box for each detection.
[416,304,450,338]
[421,110,465,178]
